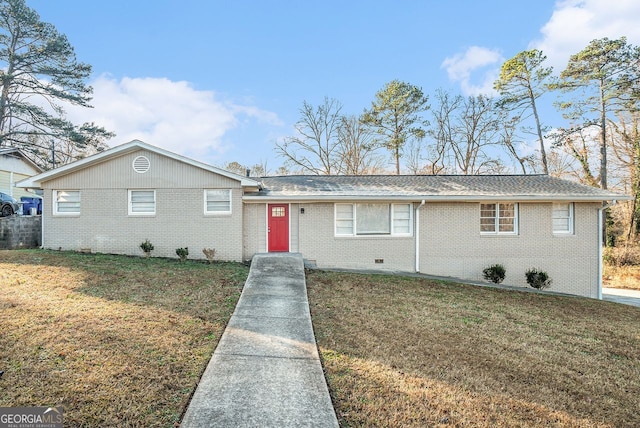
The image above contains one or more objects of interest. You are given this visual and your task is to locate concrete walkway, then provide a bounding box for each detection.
[181,253,339,428]
[603,287,640,307]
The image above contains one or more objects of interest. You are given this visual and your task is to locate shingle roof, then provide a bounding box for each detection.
[244,175,628,201]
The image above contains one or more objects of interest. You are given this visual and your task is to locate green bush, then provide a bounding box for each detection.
[525,268,552,290]
[139,239,154,258]
[176,247,189,262]
[482,264,506,284]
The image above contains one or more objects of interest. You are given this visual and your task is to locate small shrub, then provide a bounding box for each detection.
[176,247,189,262]
[139,239,154,258]
[202,248,216,264]
[525,268,552,290]
[482,264,506,284]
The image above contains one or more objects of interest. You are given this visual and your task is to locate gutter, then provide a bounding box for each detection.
[415,200,426,273]
[598,201,617,299]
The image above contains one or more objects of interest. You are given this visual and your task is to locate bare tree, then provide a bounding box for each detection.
[450,95,503,174]
[424,89,458,174]
[275,97,342,175]
[499,116,536,174]
[335,115,384,175]
[550,127,600,187]
[610,112,640,240]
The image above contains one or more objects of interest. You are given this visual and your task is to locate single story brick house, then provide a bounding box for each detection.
[18,140,627,298]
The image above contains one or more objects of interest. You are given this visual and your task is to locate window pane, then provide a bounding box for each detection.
[481,218,496,232]
[499,203,514,217]
[356,204,390,234]
[335,204,354,235]
[553,218,570,230]
[336,220,354,235]
[499,218,514,232]
[206,190,231,212]
[392,204,411,234]
[131,191,155,213]
[56,191,80,213]
[481,203,516,234]
[553,203,572,233]
[336,204,353,219]
[480,204,496,217]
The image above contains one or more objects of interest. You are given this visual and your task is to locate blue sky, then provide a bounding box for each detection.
[27,0,640,172]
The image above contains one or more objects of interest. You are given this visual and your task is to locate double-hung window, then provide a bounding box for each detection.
[129,190,155,215]
[54,190,80,215]
[204,189,232,215]
[552,203,574,234]
[480,203,518,234]
[335,203,412,236]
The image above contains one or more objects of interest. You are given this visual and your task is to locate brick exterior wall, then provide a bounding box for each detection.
[42,188,244,261]
[40,150,245,261]
[0,216,41,249]
[242,201,601,298]
[419,202,600,298]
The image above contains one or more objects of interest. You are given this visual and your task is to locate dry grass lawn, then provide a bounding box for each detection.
[0,250,248,427]
[307,271,640,427]
[604,264,640,290]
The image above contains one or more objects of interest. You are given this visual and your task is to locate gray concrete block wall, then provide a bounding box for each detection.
[0,216,41,249]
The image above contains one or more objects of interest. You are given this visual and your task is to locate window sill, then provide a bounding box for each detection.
[480,233,519,237]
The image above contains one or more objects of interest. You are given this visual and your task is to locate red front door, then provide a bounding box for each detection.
[268,204,289,252]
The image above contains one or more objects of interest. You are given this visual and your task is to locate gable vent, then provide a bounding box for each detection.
[132,156,150,173]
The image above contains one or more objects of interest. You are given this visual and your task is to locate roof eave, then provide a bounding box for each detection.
[15,140,261,189]
[242,194,630,202]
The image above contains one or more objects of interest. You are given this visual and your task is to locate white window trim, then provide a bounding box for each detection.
[552,202,574,235]
[203,189,232,215]
[53,190,81,216]
[335,203,413,237]
[480,203,519,235]
[128,189,156,216]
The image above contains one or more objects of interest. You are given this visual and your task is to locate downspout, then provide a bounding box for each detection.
[415,200,426,273]
[598,201,617,299]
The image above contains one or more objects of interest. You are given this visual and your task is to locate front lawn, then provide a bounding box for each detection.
[0,250,248,427]
[307,271,640,427]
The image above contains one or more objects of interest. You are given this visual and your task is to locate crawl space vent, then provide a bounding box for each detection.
[132,156,150,173]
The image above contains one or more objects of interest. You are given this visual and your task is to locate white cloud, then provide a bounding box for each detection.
[531,0,640,70]
[441,46,503,96]
[67,75,281,161]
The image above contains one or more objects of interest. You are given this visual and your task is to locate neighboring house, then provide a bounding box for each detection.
[18,140,628,299]
[0,148,43,200]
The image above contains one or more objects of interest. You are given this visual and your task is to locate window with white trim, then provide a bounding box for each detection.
[204,189,232,214]
[552,203,574,234]
[53,190,80,215]
[335,203,413,236]
[129,190,155,215]
[480,203,518,234]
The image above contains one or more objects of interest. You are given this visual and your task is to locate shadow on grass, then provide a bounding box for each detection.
[307,270,640,428]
